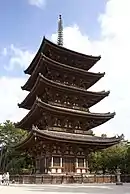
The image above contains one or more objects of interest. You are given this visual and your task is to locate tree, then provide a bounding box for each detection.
[125,143,130,173]
[89,142,128,174]
[0,120,31,174]
[0,120,27,146]
[105,143,127,173]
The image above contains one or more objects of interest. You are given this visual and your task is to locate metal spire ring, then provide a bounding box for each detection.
[57,14,63,46]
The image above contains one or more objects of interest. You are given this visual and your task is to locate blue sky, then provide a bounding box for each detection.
[0,0,106,77]
[0,0,130,140]
[0,0,106,50]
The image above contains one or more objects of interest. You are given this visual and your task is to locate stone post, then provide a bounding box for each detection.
[116,168,123,185]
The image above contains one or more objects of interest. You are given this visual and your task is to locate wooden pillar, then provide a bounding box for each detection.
[51,156,53,167]
[45,157,47,173]
[86,160,88,169]
[35,158,40,174]
[39,157,45,174]
[86,157,89,174]
[76,157,80,173]
[60,157,62,167]
[76,158,78,168]
[45,157,46,167]
[84,158,86,168]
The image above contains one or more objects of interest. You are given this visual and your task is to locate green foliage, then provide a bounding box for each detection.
[125,145,130,173]
[0,120,32,174]
[0,120,27,146]
[89,142,129,174]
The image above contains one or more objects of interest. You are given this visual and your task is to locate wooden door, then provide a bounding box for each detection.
[40,157,45,173]
[63,157,75,173]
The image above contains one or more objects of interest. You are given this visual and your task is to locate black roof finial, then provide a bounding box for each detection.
[57,14,63,46]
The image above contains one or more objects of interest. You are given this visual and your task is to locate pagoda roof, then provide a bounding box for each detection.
[24,37,101,75]
[14,128,123,151]
[22,54,105,92]
[19,73,110,110]
[16,97,115,130]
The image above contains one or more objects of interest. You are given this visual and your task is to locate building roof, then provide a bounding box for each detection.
[22,54,104,91]
[16,97,115,130]
[24,37,101,75]
[19,73,110,110]
[14,127,123,151]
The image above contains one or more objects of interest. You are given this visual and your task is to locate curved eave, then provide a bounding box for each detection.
[24,37,101,75]
[16,98,115,130]
[24,36,45,75]
[13,131,34,150]
[44,38,101,62]
[35,129,122,146]
[14,129,122,151]
[19,73,110,110]
[42,53,103,77]
[22,55,105,92]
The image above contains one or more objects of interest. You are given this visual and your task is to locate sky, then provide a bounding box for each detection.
[0,0,130,140]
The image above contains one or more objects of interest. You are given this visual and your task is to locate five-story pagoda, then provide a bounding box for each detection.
[15,15,122,182]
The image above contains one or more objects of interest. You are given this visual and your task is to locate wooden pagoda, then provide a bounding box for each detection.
[15,15,122,183]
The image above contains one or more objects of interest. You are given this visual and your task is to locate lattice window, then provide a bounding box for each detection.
[78,158,84,167]
[53,157,60,167]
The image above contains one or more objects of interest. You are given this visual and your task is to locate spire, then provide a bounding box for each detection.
[57,15,63,46]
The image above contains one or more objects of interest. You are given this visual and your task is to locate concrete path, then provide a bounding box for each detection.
[0,183,130,194]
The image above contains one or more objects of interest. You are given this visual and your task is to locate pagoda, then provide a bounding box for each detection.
[15,15,122,183]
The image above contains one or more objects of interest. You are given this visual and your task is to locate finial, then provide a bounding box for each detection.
[57,14,63,46]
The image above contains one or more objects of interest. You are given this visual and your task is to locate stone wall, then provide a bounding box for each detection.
[121,174,130,183]
[10,174,130,184]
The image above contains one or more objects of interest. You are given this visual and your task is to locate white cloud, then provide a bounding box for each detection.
[28,0,46,8]
[1,0,130,140]
[0,76,28,123]
[52,25,94,56]
[3,45,34,71]
[1,48,7,56]
[0,45,32,123]
[51,0,130,139]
